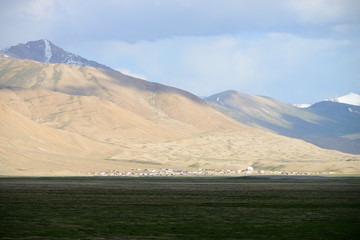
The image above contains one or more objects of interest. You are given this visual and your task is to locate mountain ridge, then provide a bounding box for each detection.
[2,58,359,175]
[2,39,111,70]
[294,92,360,108]
[326,92,360,106]
[205,90,360,154]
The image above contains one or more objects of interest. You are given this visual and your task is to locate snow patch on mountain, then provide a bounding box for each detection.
[348,107,360,114]
[326,92,360,106]
[43,39,52,63]
[262,108,270,114]
[293,104,311,108]
[64,55,84,66]
[294,93,360,108]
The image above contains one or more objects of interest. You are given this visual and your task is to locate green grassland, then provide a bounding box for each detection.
[1,176,360,239]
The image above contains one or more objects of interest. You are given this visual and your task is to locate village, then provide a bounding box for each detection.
[88,167,332,177]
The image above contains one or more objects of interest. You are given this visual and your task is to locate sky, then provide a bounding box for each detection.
[0,0,359,104]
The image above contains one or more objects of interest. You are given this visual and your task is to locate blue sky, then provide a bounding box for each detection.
[1,0,359,104]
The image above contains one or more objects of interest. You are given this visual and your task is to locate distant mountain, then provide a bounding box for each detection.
[301,101,360,154]
[294,92,360,108]
[205,90,360,154]
[2,39,111,70]
[326,92,360,106]
[307,101,360,127]
[205,90,325,135]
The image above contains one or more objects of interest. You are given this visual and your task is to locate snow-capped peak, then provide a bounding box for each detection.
[326,92,360,106]
[2,39,111,70]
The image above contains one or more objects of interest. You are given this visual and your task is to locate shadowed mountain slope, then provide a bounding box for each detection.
[0,58,242,140]
[2,39,110,69]
[205,90,360,154]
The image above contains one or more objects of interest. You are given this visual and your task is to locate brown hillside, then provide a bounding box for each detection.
[1,58,359,175]
[0,100,114,175]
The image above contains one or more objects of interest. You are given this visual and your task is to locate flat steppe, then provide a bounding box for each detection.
[1,176,359,239]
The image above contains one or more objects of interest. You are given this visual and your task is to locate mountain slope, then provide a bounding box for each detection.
[305,101,360,136]
[205,90,360,154]
[2,39,110,69]
[1,58,360,175]
[0,51,12,59]
[0,100,116,176]
[0,58,242,139]
[205,90,325,134]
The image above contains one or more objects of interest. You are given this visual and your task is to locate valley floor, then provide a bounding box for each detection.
[89,168,331,177]
[1,177,360,239]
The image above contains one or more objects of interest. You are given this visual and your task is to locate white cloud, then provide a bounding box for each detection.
[87,33,358,103]
[288,0,360,24]
[116,68,147,80]
[1,0,359,49]
[23,0,56,20]
[1,0,358,103]
[178,36,260,90]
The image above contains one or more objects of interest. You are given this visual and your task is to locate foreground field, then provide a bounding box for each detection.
[1,177,360,239]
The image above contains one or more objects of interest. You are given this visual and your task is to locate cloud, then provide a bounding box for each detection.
[24,0,56,20]
[1,0,359,48]
[0,0,62,47]
[116,68,147,80]
[0,0,359,103]
[77,33,358,103]
[288,0,360,23]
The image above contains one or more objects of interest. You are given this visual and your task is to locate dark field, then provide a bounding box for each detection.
[1,177,360,239]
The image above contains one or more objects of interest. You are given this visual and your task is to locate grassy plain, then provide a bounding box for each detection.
[1,176,360,239]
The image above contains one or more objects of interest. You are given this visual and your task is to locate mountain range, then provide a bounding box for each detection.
[205,91,360,154]
[294,92,360,108]
[0,40,359,176]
